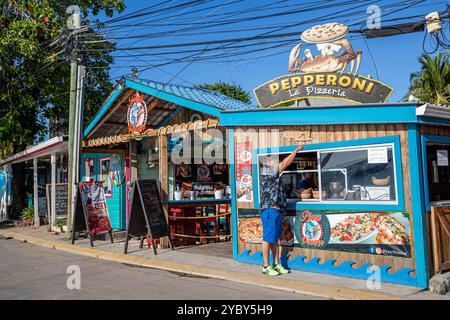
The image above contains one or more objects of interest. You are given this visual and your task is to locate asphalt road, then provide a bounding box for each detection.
[0,237,318,300]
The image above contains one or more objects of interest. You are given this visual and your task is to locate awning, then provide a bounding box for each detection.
[0,136,68,166]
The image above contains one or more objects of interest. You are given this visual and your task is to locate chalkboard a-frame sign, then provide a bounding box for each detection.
[71,183,114,247]
[124,179,173,255]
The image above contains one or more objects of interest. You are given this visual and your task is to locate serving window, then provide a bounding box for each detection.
[319,146,396,202]
[257,141,400,207]
[169,136,230,200]
[425,142,450,204]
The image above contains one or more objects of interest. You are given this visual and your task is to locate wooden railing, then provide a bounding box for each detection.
[431,206,450,273]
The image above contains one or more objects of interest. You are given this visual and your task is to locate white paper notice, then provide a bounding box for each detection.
[368,147,388,164]
[437,150,449,166]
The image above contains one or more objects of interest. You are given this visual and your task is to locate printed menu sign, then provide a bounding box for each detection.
[79,182,112,234]
[236,142,253,202]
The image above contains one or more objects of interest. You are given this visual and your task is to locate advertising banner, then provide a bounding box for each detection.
[79,182,112,234]
[294,211,412,258]
[235,142,254,202]
[237,210,412,258]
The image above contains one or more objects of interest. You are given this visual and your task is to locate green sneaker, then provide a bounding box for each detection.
[262,265,280,276]
[273,264,289,275]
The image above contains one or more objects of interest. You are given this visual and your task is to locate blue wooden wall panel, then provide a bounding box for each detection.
[79,153,126,230]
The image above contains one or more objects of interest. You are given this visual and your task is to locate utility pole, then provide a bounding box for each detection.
[74,64,85,186]
[66,5,81,235]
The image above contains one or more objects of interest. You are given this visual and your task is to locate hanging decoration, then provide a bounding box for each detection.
[109,154,125,186]
[127,92,147,133]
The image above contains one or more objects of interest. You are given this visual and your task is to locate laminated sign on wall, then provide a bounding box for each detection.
[437,150,449,166]
[235,142,254,202]
[368,147,388,164]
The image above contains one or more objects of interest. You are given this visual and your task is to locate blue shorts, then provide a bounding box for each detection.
[260,208,283,243]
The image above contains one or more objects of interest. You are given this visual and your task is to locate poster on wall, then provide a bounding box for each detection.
[294,211,411,258]
[237,211,412,257]
[236,142,254,202]
[79,181,112,234]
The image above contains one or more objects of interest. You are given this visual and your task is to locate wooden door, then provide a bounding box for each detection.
[431,206,450,273]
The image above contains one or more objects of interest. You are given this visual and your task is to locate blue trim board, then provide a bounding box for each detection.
[156,106,183,128]
[407,124,429,288]
[418,116,450,127]
[219,104,418,126]
[252,135,405,212]
[238,250,417,287]
[252,149,260,209]
[229,128,239,260]
[125,79,222,118]
[420,134,450,211]
[83,86,124,138]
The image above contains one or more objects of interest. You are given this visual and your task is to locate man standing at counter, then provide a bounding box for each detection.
[259,145,304,276]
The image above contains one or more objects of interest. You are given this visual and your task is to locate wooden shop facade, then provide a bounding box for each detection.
[80,77,253,244]
[79,22,450,289]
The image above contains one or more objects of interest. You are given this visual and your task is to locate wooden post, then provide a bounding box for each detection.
[130,141,138,181]
[159,135,169,248]
[33,158,39,227]
[51,153,56,226]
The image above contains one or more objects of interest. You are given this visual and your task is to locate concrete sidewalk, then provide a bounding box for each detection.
[1,224,447,300]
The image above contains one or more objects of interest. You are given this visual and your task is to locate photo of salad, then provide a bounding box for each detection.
[330,214,376,243]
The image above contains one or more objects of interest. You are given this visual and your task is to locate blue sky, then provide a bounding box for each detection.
[91,0,449,104]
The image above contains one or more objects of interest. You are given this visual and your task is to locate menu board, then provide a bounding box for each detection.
[137,180,169,239]
[124,179,172,255]
[46,183,68,219]
[235,141,253,202]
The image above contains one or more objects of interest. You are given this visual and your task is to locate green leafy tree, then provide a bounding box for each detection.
[0,0,125,157]
[196,81,251,103]
[405,52,450,105]
[0,0,124,218]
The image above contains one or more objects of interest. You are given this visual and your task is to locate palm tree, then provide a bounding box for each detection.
[405,52,450,105]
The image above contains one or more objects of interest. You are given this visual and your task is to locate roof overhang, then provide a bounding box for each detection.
[416,103,450,120]
[219,102,421,126]
[0,136,68,166]
[83,77,254,140]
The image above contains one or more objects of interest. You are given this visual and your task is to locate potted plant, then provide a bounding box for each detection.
[21,206,34,227]
[53,219,66,233]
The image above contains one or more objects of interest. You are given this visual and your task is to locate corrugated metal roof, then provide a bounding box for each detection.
[126,77,257,111]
